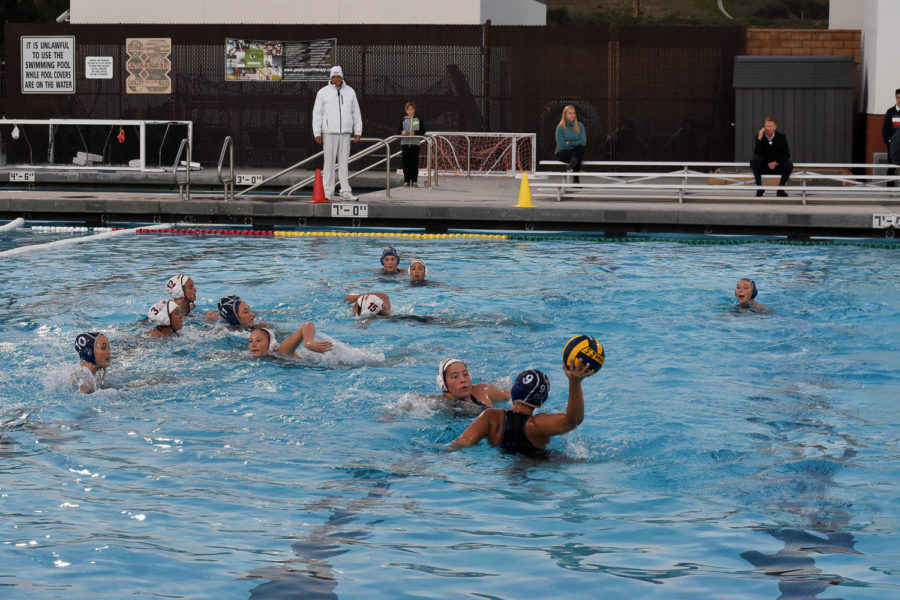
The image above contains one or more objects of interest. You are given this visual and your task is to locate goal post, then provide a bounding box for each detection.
[0,119,192,171]
[426,132,536,177]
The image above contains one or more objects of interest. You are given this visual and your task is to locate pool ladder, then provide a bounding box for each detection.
[173,138,191,200]
[217,136,235,201]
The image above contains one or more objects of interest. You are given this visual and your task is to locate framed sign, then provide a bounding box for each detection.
[21,36,75,94]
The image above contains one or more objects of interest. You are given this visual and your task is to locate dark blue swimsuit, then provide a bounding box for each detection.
[500,410,549,459]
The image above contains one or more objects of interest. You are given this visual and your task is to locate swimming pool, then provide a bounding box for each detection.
[1,230,898,599]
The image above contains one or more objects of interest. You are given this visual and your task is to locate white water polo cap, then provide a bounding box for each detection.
[437,357,464,392]
[259,327,278,353]
[356,294,384,317]
[148,299,179,326]
[409,259,427,275]
[166,274,189,299]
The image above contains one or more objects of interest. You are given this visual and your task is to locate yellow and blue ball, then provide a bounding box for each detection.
[562,335,605,371]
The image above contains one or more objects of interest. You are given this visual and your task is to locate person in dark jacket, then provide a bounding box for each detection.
[881,88,900,187]
[750,116,793,197]
[397,102,426,187]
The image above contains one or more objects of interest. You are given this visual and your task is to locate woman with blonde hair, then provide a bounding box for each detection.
[554,105,586,183]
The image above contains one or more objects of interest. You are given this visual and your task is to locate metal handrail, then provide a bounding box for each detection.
[236,150,325,197]
[236,134,433,198]
[173,138,191,200]
[280,137,393,197]
[217,136,235,201]
[274,135,433,198]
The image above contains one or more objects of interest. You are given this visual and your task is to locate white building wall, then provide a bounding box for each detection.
[69,0,545,25]
[829,0,863,29]
[481,0,546,26]
[861,0,900,113]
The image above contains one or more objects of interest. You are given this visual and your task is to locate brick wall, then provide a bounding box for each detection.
[746,28,860,61]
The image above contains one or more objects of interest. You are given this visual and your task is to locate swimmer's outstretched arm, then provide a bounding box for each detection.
[530,361,593,440]
[278,322,333,355]
[485,384,511,403]
[344,293,362,304]
[449,409,504,450]
[204,309,220,321]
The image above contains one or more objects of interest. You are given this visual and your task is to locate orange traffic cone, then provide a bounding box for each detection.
[310,169,329,203]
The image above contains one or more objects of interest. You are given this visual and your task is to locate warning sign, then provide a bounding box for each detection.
[86,56,114,79]
[21,36,75,94]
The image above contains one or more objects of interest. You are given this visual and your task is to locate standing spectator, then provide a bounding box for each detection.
[750,116,793,197]
[554,105,586,184]
[881,88,900,187]
[313,66,363,201]
[398,102,427,187]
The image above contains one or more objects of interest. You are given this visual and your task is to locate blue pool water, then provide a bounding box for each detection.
[1,231,899,599]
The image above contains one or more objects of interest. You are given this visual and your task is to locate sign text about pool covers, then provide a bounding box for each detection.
[21,36,75,94]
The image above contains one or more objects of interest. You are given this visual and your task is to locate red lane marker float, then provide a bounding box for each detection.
[136,228,273,236]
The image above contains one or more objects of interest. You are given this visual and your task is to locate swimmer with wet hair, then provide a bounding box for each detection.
[380,246,407,274]
[166,274,196,316]
[206,295,269,328]
[345,292,391,317]
[450,361,596,458]
[74,332,111,393]
[146,299,184,337]
[735,278,767,312]
[436,358,510,410]
[248,322,332,358]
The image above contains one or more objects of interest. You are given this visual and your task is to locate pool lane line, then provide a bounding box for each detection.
[504,234,900,249]
[30,225,115,233]
[135,228,508,239]
[0,222,174,258]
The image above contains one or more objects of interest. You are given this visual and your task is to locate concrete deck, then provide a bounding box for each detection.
[1,170,899,238]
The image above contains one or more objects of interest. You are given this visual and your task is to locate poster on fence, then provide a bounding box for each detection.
[125,38,171,94]
[225,38,335,82]
[225,39,283,81]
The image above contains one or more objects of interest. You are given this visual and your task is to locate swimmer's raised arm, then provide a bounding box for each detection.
[528,361,593,442]
[278,321,332,355]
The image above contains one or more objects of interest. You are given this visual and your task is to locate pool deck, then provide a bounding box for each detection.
[1,167,899,238]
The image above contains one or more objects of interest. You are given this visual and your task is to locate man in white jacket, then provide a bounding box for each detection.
[312,66,363,201]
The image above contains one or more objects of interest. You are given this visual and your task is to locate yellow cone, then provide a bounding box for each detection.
[515,173,534,208]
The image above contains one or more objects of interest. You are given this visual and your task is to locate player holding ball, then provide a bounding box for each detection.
[449,335,603,458]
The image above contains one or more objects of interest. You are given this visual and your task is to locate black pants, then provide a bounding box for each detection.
[751,155,793,188]
[401,145,420,183]
[556,145,585,184]
[555,145,585,171]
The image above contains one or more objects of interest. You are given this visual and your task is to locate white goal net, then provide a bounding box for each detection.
[0,119,192,171]
[427,132,536,177]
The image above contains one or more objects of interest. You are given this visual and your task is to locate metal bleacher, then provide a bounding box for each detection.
[535,160,900,204]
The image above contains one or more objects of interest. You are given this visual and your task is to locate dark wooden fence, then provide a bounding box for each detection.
[2,22,744,167]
